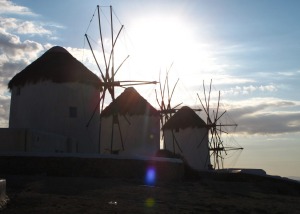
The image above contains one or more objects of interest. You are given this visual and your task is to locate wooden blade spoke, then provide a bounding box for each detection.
[203,80,208,113]
[197,131,208,148]
[169,78,179,104]
[172,130,183,153]
[162,72,168,103]
[216,128,229,135]
[97,6,108,70]
[155,89,161,108]
[173,102,183,109]
[216,110,227,122]
[115,116,125,151]
[107,25,124,70]
[120,82,157,86]
[100,89,107,112]
[166,71,170,104]
[223,147,244,151]
[213,109,216,122]
[216,90,220,121]
[122,114,131,125]
[114,55,130,76]
[86,90,105,127]
[158,70,163,100]
[85,34,105,81]
[207,79,212,117]
[197,93,209,116]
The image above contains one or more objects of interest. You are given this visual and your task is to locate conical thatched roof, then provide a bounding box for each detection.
[101,87,159,117]
[162,106,206,130]
[8,46,101,90]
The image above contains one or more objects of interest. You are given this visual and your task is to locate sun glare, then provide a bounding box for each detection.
[124,14,221,86]
[81,9,225,108]
[119,13,224,107]
[129,15,195,67]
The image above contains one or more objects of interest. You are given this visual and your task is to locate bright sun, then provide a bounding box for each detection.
[129,15,196,67]
[124,13,219,85]
[80,7,224,108]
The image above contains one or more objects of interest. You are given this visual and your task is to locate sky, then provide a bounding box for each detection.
[0,0,300,178]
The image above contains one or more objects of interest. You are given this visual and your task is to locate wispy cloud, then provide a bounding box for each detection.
[223,84,277,96]
[223,98,300,135]
[277,70,300,77]
[0,0,35,16]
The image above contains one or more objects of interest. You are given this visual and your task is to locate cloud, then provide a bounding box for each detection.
[259,84,277,92]
[236,112,300,135]
[17,21,51,35]
[214,76,255,85]
[277,70,300,77]
[0,17,52,36]
[0,28,44,61]
[0,1,66,128]
[0,96,10,127]
[0,56,43,128]
[66,46,102,76]
[0,0,35,16]
[0,26,47,128]
[0,0,67,128]
[0,17,18,29]
[223,84,277,96]
[224,98,300,135]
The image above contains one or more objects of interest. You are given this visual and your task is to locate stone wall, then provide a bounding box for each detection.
[0,154,184,182]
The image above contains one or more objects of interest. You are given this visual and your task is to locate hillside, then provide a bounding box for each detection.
[1,171,300,213]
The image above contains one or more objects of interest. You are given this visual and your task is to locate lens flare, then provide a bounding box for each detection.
[145,167,156,186]
[145,197,155,207]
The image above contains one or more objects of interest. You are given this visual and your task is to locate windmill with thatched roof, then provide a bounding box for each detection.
[162,106,211,170]
[8,46,102,153]
[100,87,160,156]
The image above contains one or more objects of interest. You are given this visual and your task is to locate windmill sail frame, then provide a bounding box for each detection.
[197,80,243,169]
[85,5,157,154]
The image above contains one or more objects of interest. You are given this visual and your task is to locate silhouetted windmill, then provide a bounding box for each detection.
[197,80,243,169]
[155,64,182,153]
[85,5,157,154]
[155,65,201,153]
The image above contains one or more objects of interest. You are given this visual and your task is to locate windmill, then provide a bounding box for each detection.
[197,80,243,169]
[155,64,182,153]
[155,64,201,154]
[85,5,157,154]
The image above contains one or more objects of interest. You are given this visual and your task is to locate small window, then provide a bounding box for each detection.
[69,107,77,118]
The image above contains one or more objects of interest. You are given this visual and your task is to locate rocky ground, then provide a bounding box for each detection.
[1,172,300,214]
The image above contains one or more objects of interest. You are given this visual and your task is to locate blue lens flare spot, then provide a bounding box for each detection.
[145,167,156,186]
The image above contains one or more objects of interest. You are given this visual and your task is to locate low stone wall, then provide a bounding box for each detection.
[0,154,184,182]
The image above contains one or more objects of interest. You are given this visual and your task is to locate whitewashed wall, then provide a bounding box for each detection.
[164,127,210,170]
[0,128,77,153]
[9,81,100,153]
[100,114,160,156]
